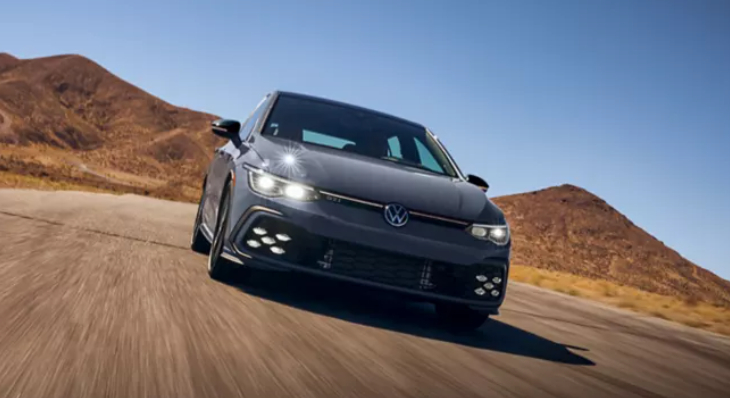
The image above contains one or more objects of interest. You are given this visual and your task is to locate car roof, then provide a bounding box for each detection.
[274,90,426,130]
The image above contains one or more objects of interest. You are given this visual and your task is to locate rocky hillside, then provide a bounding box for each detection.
[0,52,222,197]
[494,185,730,306]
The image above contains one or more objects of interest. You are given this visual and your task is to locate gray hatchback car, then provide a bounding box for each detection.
[191,91,511,329]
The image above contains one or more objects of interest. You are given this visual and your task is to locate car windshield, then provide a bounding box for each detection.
[261,95,459,177]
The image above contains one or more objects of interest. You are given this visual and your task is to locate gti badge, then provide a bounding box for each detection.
[384,203,409,227]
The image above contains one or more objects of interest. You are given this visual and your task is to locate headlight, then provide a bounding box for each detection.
[247,167,319,201]
[467,224,510,246]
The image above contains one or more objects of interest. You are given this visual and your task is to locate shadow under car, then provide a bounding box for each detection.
[225,269,595,366]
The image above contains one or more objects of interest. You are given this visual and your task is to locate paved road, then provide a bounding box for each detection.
[0,189,728,398]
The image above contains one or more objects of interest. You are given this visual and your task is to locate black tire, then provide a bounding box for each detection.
[435,303,489,331]
[207,184,248,282]
[191,188,211,254]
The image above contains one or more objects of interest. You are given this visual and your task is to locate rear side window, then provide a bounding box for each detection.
[239,94,270,140]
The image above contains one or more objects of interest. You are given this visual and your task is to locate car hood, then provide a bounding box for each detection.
[246,136,505,223]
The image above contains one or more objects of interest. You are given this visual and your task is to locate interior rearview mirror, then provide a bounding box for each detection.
[211,119,241,139]
[467,174,489,192]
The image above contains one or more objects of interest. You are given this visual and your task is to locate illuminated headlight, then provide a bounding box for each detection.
[247,167,318,201]
[250,173,281,195]
[284,184,306,200]
[467,224,510,246]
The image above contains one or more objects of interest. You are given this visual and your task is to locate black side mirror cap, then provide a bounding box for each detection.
[467,174,489,192]
[211,119,241,139]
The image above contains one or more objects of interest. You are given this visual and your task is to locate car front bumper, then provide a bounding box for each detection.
[223,184,510,313]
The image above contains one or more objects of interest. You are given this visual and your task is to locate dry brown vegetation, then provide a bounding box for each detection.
[0,170,114,194]
[0,154,199,202]
[510,265,730,336]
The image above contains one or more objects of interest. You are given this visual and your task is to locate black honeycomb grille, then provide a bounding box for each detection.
[326,241,427,290]
[321,241,505,301]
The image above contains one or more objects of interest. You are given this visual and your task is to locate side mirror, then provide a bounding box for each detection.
[467,174,489,192]
[211,119,241,140]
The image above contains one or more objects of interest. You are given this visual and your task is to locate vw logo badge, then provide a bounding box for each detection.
[384,203,409,227]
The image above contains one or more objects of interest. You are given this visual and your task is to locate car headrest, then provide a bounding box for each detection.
[274,124,302,141]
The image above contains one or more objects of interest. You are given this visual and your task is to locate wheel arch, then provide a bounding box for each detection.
[219,169,237,238]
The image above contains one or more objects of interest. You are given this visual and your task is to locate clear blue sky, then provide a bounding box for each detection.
[2,0,729,279]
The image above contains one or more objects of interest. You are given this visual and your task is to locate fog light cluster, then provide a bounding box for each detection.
[245,226,292,256]
[474,272,503,298]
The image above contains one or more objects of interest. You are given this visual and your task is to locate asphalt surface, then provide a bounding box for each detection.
[1,189,729,398]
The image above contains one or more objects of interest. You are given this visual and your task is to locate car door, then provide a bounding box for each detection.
[202,94,272,232]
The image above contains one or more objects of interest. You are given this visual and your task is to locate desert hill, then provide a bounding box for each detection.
[494,184,730,306]
[0,52,222,199]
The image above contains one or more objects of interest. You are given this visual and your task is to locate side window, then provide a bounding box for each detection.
[386,136,403,158]
[239,95,270,140]
[413,138,445,173]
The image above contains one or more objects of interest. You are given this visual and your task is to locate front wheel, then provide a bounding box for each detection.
[191,189,211,254]
[208,184,248,283]
[435,303,490,331]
